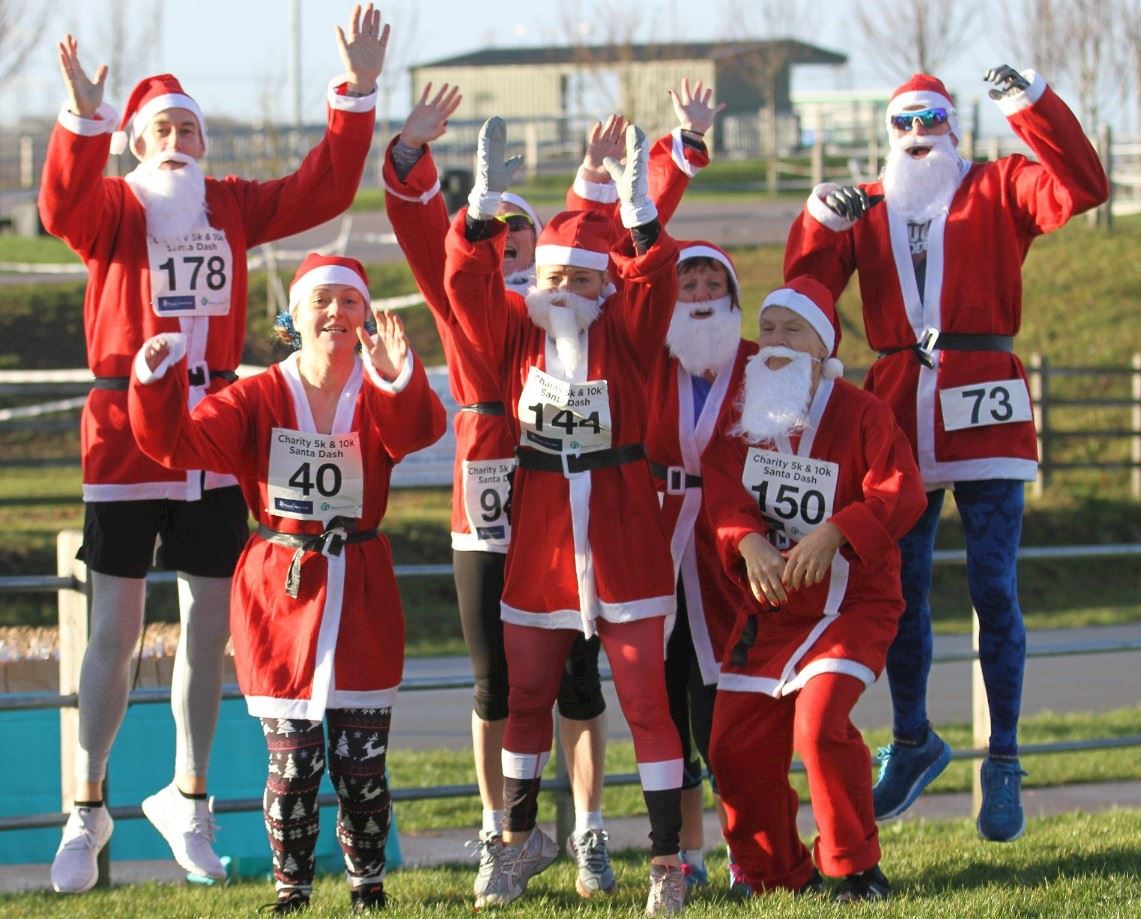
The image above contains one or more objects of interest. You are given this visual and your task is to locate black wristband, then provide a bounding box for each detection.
[464,214,499,243]
[631,218,660,254]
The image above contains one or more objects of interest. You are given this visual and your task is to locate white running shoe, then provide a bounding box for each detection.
[141,782,225,879]
[469,831,505,900]
[567,828,618,897]
[51,805,113,893]
[473,826,558,909]
[645,863,687,915]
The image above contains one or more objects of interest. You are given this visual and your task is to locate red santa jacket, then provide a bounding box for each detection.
[644,340,756,682]
[382,138,517,552]
[784,75,1108,486]
[701,375,926,697]
[40,81,376,502]
[444,212,679,632]
[128,349,446,719]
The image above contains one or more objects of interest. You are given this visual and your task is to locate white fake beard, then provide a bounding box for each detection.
[525,287,603,377]
[125,152,207,240]
[730,346,814,444]
[503,265,535,297]
[665,296,740,377]
[882,134,964,224]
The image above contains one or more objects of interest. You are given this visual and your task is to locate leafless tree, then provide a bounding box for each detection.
[557,3,647,120]
[1119,0,1141,131]
[998,0,1066,81]
[375,0,421,138]
[94,0,159,104]
[0,0,50,89]
[853,0,978,80]
[1056,0,1120,130]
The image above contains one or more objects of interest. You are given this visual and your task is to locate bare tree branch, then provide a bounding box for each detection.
[853,0,978,80]
[997,0,1065,80]
[0,0,51,89]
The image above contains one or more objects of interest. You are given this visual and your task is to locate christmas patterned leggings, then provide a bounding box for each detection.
[260,707,393,895]
[886,479,1026,756]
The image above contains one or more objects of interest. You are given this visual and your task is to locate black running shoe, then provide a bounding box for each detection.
[261,889,310,913]
[797,869,827,896]
[350,882,387,912]
[834,865,890,902]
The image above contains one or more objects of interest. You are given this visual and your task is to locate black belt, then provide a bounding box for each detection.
[91,368,238,390]
[649,461,703,494]
[515,443,645,475]
[878,333,1014,367]
[458,401,506,416]
[257,517,379,599]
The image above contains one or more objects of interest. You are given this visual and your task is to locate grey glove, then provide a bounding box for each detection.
[823,186,883,221]
[985,65,1030,100]
[468,117,524,219]
[603,125,656,228]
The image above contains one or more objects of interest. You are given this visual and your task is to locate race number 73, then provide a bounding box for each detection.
[157,255,227,291]
[526,403,601,434]
[287,462,342,497]
[939,379,1032,432]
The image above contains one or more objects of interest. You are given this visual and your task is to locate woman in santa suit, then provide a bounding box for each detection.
[128,254,446,913]
[701,277,925,901]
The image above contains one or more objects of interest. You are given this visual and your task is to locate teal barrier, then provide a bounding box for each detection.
[0,698,402,878]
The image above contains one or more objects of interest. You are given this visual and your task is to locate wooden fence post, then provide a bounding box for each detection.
[524,123,539,184]
[1029,353,1048,498]
[971,608,989,816]
[1088,125,1113,231]
[1132,353,1141,499]
[811,134,825,189]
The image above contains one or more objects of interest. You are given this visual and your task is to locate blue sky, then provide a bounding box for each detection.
[2,0,1129,135]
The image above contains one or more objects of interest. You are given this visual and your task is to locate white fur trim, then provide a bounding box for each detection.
[717,672,781,694]
[383,176,441,205]
[806,183,856,232]
[534,244,609,271]
[328,686,398,709]
[451,532,509,553]
[637,758,684,791]
[58,101,118,137]
[130,93,206,151]
[761,287,835,353]
[572,171,619,204]
[327,75,378,111]
[678,244,739,290]
[886,90,960,140]
[670,127,698,178]
[82,481,200,502]
[922,456,1038,486]
[133,333,187,384]
[781,658,876,695]
[501,192,543,231]
[821,357,843,379]
[995,69,1047,116]
[289,265,371,311]
[362,349,414,393]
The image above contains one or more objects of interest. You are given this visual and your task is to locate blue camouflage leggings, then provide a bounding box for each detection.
[885,479,1025,757]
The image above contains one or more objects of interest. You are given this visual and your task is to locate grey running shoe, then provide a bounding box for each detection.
[645,863,687,915]
[472,826,558,909]
[51,805,113,893]
[470,831,504,900]
[567,828,618,897]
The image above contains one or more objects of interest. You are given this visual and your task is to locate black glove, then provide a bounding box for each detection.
[985,65,1030,100]
[823,186,884,221]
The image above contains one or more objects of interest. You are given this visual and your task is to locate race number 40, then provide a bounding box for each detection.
[939,379,1032,432]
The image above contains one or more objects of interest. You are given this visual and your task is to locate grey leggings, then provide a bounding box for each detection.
[76,572,230,784]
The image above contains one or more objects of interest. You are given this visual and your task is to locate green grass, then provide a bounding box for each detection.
[387,706,1141,832]
[1,809,1139,917]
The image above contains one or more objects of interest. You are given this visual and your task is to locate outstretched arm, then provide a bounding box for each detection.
[335,2,389,95]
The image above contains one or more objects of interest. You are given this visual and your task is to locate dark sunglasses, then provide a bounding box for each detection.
[497,212,534,232]
[889,107,950,131]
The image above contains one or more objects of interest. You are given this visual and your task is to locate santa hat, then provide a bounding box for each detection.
[885,73,960,140]
[761,276,844,380]
[500,192,543,233]
[534,211,615,272]
[110,74,207,158]
[288,254,371,312]
[678,240,740,294]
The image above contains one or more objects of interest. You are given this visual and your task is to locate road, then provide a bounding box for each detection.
[393,625,1141,751]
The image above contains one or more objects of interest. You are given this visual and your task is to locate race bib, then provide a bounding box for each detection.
[939,379,1032,432]
[266,428,363,521]
[518,367,612,455]
[462,458,515,543]
[741,448,839,547]
[147,225,234,318]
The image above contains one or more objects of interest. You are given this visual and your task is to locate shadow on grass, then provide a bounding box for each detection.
[913,845,1141,895]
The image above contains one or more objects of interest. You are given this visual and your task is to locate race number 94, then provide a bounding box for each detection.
[479,487,510,523]
[288,462,342,497]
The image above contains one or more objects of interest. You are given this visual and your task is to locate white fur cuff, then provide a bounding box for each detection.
[57,101,118,137]
[994,69,1047,117]
[133,333,187,384]
[467,188,503,221]
[806,184,856,232]
[572,171,619,203]
[363,349,414,393]
[327,76,378,112]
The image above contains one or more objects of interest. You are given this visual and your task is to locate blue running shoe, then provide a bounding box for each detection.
[678,851,708,889]
[977,757,1026,842]
[873,728,952,820]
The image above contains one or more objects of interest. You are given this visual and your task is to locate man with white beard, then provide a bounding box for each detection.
[445,118,689,915]
[784,67,1108,840]
[700,276,925,901]
[38,6,386,894]
[642,243,755,892]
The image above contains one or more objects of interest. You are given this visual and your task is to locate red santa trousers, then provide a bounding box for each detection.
[709,672,880,890]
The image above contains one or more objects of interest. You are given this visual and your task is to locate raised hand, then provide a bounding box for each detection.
[57,34,107,119]
[358,309,408,381]
[668,77,726,135]
[141,333,187,373]
[603,124,656,228]
[336,3,390,94]
[739,532,788,607]
[468,117,523,218]
[985,65,1030,100]
[781,522,845,592]
[399,82,462,148]
[582,113,628,177]
[823,185,883,221]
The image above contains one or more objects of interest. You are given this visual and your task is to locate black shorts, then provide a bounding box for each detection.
[79,486,250,578]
